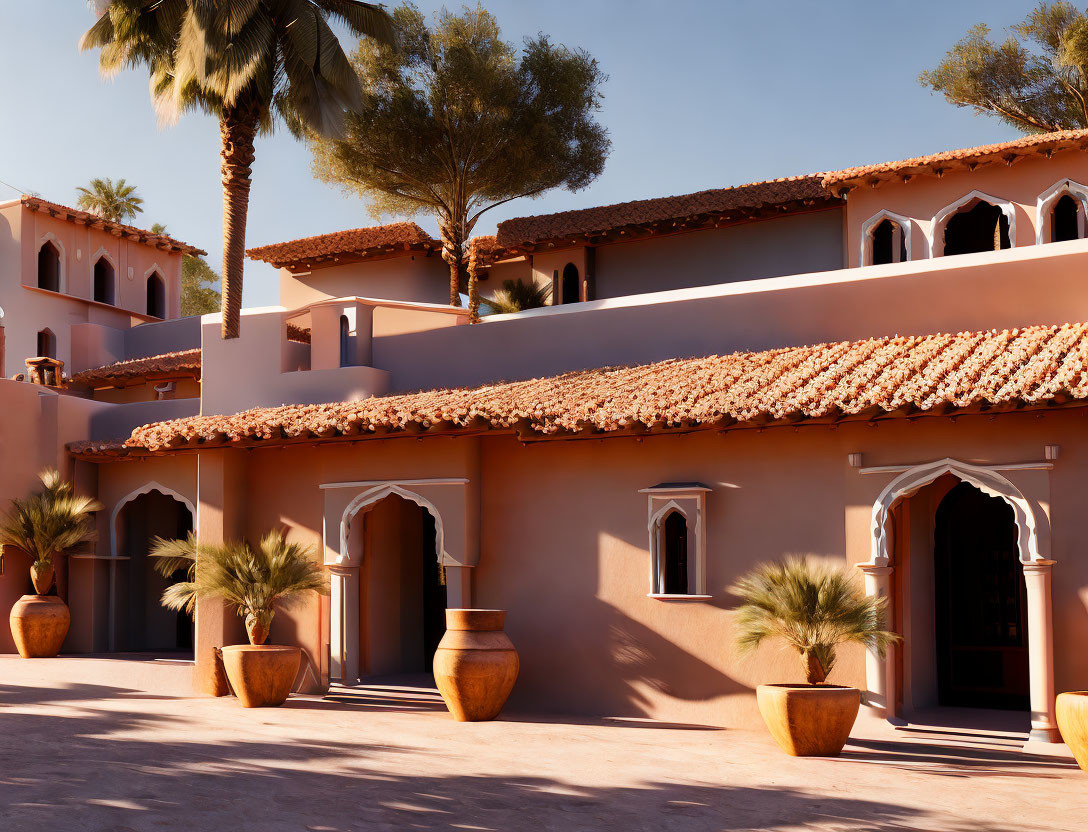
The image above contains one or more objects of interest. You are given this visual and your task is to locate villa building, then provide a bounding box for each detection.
[6,130,1088,752]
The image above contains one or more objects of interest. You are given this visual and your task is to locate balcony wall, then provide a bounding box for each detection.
[372,238,1088,393]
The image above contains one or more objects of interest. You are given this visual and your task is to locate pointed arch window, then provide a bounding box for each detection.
[860,211,911,266]
[146,271,166,318]
[38,241,61,292]
[1036,180,1088,244]
[642,483,711,599]
[93,256,116,305]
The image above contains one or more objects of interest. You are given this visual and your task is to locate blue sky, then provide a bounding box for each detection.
[0,1,1038,308]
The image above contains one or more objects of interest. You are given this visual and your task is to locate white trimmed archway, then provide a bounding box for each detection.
[107,481,196,651]
[930,191,1017,257]
[859,209,913,266]
[860,458,1059,743]
[1036,178,1088,245]
[329,483,451,684]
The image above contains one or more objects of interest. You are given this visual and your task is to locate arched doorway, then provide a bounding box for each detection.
[933,482,1029,710]
[347,493,446,678]
[864,458,1059,743]
[561,263,580,304]
[115,490,194,654]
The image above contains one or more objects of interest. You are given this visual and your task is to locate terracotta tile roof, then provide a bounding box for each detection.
[822,129,1088,192]
[71,349,202,388]
[21,196,205,256]
[68,323,1088,459]
[495,175,837,249]
[247,223,439,270]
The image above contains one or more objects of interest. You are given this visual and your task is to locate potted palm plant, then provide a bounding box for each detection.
[151,530,328,707]
[731,557,898,757]
[0,469,101,658]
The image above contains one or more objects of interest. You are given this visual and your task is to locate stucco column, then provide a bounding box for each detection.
[195,450,246,695]
[1023,559,1060,743]
[329,565,360,684]
[444,564,473,609]
[857,564,898,721]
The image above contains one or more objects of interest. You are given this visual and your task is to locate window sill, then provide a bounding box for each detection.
[647,593,713,601]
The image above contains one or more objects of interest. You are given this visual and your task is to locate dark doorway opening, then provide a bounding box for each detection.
[361,495,447,676]
[117,490,194,654]
[561,263,580,304]
[933,482,1028,710]
[943,201,1011,256]
[871,219,906,265]
[1052,193,1082,243]
[146,272,166,318]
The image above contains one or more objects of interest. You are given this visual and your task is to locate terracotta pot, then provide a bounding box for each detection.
[756,683,861,757]
[9,595,70,658]
[1056,691,1088,772]
[433,609,519,722]
[220,645,301,707]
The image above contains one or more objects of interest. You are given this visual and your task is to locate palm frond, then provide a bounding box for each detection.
[730,556,899,684]
[482,279,551,314]
[0,468,102,567]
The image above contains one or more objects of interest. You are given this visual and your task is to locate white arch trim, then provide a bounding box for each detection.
[930,190,1017,257]
[336,483,448,568]
[868,458,1044,567]
[109,481,196,559]
[36,231,67,293]
[1036,178,1088,245]
[647,498,690,531]
[859,209,913,265]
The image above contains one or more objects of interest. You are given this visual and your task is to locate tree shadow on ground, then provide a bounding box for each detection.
[0,683,1065,832]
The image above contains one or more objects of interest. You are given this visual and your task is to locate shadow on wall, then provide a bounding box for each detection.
[0,682,1027,832]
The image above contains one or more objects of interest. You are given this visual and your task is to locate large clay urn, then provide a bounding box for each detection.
[1057,691,1088,772]
[433,609,519,722]
[220,644,301,707]
[10,595,70,658]
[756,684,861,757]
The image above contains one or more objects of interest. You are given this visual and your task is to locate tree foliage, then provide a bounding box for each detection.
[730,557,898,685]
[920,2,1088,133]
[152,222,222,316]
[76,176,144,223]
[150,530,328,645]
[308,3,610,315]
[81,1,396,339]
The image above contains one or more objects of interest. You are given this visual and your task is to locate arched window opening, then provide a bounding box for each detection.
[871,219,907,265]
[1051,193,1082,243]
[146,272,166,318]
[93,257,115,305]
[38,241,60,292]
[662,510,689,595]
[561,263,580,304]
[36,328,56,359]
[339,314,351,367]
[943,200,1011,256]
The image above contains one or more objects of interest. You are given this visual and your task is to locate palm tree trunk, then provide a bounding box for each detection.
[438,218,466,308]
[219,101,260,339]
[466,239,480,322]
[802,649,828,685]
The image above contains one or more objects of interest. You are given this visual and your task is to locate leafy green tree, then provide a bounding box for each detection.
[920,2,1088,133]
[75,177,143,223]
[152,223,222,317]
[308,3,610,317]
[82,1,396,339]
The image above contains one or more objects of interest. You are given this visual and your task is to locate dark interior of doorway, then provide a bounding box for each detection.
[933,482,1029,711]
[421,511,446,669]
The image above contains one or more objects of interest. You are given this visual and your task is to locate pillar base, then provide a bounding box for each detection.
[1028,726,1063,744]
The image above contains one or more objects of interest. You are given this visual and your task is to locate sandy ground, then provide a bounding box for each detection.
[0,678,1086,832]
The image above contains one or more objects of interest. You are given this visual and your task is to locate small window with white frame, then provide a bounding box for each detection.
[640,482,710,599]
[860,210,911,266]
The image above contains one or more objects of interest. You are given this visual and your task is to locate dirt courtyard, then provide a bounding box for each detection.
[0,677,1085,832]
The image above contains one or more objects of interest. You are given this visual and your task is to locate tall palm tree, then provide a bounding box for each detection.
[81,1,397,339]
[75,176,144,223]
[0,469,102,594]
[150,530,328,645]
[730,557,899,685]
